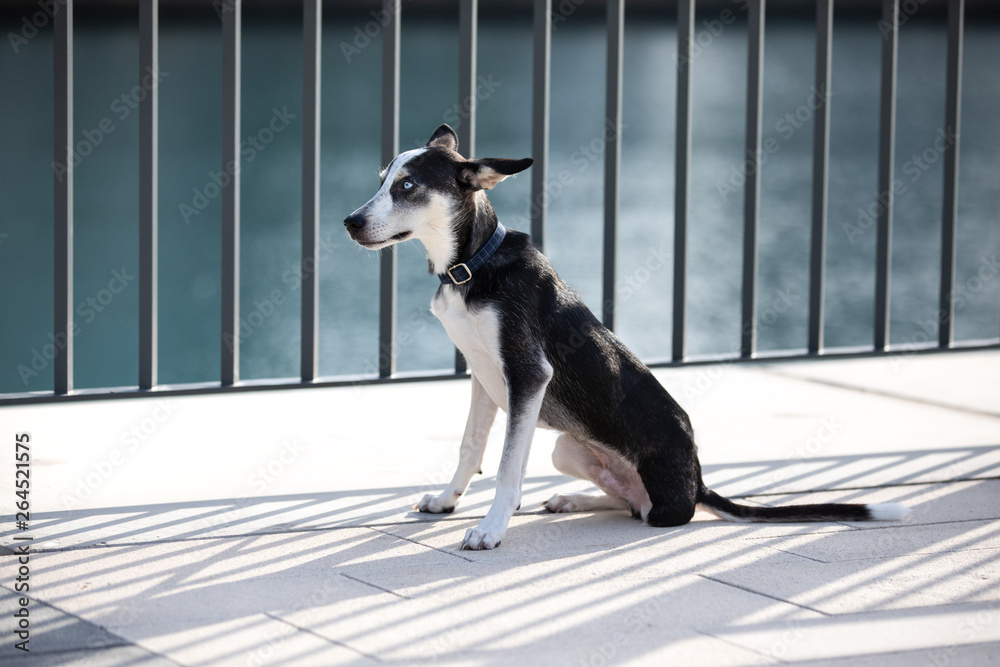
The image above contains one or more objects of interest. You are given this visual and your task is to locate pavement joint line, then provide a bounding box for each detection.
[369,526,475,563]
[338,572,411,600]
[692,628,779,664]
[262,611,385,664]
[814,546,1000,564]
[697,573,830,617]
[844,517,1000,531]
[764,545,831,564]
[759,368,1000,420]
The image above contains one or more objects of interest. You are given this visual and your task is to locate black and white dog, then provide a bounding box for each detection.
[345,124,908,550]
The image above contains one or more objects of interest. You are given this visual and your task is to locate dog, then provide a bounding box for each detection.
[344,124,909,550]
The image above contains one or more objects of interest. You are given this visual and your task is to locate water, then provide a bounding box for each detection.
[1,6,998,394]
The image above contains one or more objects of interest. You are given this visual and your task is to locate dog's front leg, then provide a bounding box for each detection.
[416,375,498,514]
[462,357,553,550]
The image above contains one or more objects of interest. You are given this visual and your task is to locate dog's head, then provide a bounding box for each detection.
[344,125,532,264]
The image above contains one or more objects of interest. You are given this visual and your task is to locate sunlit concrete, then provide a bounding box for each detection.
[2,351,999,665]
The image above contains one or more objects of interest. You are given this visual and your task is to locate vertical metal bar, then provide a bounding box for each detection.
[455,0,477,375]
[874,0,898,351]
[139,0,159,390]
[673,0,692,362]
[602,0,623,331]
[808,0,832,355]
[741,0,764,359]
[301,0,321,381]
[458,0,477,156]
[530,0,551,250]
[939,0,963,348]
[379,0,400,379]
[221,0,241,385]
[54,0,74,395]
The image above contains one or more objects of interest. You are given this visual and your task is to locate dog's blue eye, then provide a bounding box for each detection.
[403,180,414,190]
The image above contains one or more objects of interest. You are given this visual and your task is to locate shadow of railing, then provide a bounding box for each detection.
[3,445,998,553]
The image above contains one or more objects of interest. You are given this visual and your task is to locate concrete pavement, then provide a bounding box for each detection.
[1,350,999,665]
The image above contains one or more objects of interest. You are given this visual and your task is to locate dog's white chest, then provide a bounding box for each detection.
[431,289,508,411]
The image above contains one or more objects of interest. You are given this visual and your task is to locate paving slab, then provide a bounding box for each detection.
[118,616,374,667]
[703,604,1000,664]
[766,350,1000,418]
[2,356,999,540]
[707,546,1000,615]
[762,519,1000,562]
[791,641,1000,667]
[0,351,997,665]
[0,586,160,663]
[273,572,806,663]
[0,530,460,624]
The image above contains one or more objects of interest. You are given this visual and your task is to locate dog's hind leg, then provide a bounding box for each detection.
[544,434,646,516]
[637,450,699,528]
[416,375,498,514]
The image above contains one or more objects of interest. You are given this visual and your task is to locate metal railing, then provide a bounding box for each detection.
[1,0,995,407]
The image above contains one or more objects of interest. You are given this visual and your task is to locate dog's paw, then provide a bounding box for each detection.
[415,493,456,514]
[542,493,578,513]
[461,526,502,550]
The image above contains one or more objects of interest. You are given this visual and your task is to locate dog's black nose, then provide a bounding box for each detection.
[344,214,365,231]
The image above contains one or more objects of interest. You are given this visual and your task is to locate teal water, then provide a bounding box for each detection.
[1,6,998,393]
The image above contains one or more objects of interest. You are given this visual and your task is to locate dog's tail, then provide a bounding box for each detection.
[697,488,910,523]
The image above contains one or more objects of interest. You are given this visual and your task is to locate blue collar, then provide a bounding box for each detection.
[438,223,506,285]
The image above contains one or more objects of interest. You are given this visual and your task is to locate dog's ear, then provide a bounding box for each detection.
[427,124,459,152]
[459,158,534,191]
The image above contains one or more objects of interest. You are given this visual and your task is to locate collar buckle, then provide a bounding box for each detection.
[446,263,473,285]
[437,223,506,286]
